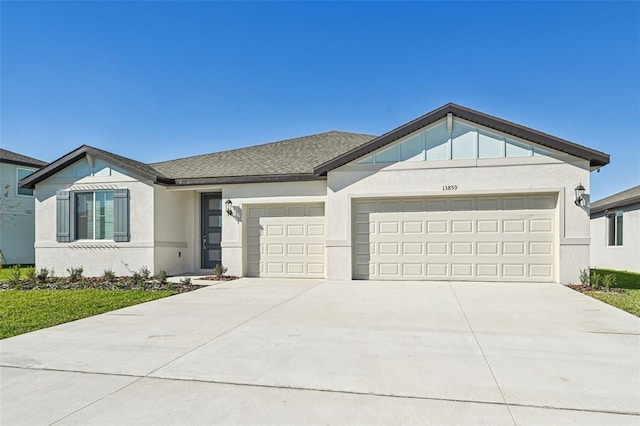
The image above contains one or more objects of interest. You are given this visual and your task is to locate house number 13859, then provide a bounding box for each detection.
[442,185,458,191]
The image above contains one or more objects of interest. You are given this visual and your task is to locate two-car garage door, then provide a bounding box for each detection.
[354,194,557,282]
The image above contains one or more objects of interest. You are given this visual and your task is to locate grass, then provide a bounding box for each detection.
[586,269,640,317]
[0,289,175,339]
[0,265,35,281]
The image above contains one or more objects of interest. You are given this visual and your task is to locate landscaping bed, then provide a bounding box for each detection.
[0,276,203,293]
[569,269,640,318]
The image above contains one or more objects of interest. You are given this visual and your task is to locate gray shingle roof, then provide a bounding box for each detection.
[591,185,640,214]
[0,149,47,168]
[87,146,171,180]
[150,131,376,182]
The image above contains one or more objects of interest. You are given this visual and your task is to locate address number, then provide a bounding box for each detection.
[442,185,458,191]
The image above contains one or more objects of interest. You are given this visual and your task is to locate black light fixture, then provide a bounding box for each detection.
[574,184,585,206]
[225,199,233,216]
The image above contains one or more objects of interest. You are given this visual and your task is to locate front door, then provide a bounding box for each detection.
[201,193,222,269]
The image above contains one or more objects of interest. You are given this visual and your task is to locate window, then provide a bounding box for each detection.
[56,189,129,243]
[17,168,34,196]
[75,191,115,240]
[607,211,623,246]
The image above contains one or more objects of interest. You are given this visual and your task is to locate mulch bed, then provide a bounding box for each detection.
[567,284,624,294]
[198,276,239,281]
[1,277,203,293]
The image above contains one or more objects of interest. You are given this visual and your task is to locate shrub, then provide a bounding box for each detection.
[131,272,143,286]
[139,266,151,280]
[36,267,50,282]
[603,274,617,290]
[9,265,22,287]
[155,270,168,284]
[25,267,36,280]
[67,267,83,282]
[103,269,116,281]
[590,271,603,289]
[579,268,590,285]
[179,277,192,285]
[213,264,228,279]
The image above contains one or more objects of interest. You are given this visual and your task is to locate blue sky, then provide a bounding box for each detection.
[1,1,638,200]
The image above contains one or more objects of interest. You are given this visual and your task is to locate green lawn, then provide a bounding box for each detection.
[0,289,175,339]
[587,269,640,317]
[0,265,35,281]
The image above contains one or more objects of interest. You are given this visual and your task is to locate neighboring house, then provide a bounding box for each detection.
[0,149,47,264]
[590,185,640,272]
[20,103,610,283]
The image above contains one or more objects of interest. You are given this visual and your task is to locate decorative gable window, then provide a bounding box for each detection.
[56,189,129,242]
[358,118,552,164]
[607,210,623,246]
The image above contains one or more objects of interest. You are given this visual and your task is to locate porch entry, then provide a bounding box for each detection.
[201,193,222,269]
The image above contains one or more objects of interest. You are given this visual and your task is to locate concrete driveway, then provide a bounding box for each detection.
[1,279,639,425]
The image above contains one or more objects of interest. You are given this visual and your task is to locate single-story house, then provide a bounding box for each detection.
[590,185,640,272]
[0,149,47,264]
[20,103,610,283]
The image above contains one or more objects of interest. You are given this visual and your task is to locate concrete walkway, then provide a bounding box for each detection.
[1,279,639,425]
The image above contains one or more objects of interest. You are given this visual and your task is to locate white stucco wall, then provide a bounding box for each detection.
[32,151,595,284]
[590,204,640,272]
[34,159,156,277]
[153,186,195,275]
[325,155,591,284]
[0,162,38,264]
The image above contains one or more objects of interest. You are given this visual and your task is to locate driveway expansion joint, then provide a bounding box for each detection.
[7,365,637,419]
[448,282,518,424]
[42,282,328,425]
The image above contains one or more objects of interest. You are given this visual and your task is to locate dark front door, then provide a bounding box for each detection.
[201,193,222,269]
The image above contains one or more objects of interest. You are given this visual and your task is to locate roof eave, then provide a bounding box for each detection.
[172,174,326,186]
[0,159,47,169]
[591,195,640,215]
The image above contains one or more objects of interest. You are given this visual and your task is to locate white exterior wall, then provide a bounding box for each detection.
[0,162,39,264]
[220,181,327,277]
[326,156,591,284]
[153,186,195,275]
[590,204,640,272]
[34,159,156,277]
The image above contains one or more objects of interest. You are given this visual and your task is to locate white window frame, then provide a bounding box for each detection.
[607,210,623,247]
[75,191,115,241]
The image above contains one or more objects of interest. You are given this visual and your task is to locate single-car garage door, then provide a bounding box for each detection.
[354,194,557,282]
[247,204,325,278]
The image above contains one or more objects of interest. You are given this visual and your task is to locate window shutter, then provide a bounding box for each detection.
[113,189,130,242]
[56,191,71,242]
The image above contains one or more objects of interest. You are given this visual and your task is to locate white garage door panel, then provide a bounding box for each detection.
[354,195,556,282]
[247,204,325,278]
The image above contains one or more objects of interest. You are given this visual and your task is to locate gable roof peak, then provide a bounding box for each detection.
[19,144,172,189]
[313,103,610,175]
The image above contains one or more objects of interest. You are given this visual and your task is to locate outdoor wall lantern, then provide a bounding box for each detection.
[574,184,586,206]
[225,199,233,216]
